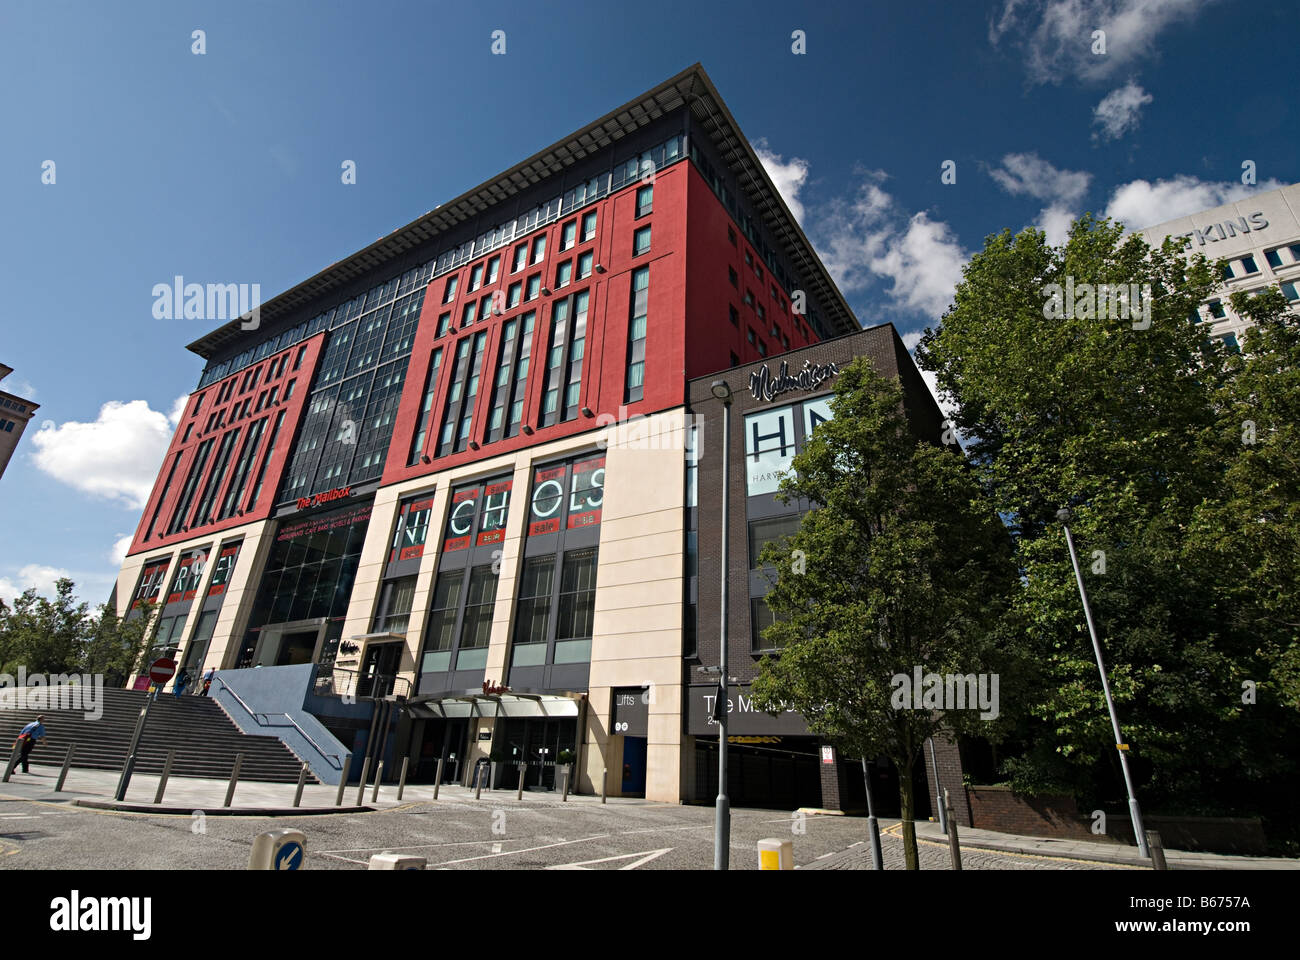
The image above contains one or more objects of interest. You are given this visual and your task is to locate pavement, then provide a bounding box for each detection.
[1,761,1296,870]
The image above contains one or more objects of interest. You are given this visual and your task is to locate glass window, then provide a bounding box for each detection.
[1280,281,1299,302]
[486,255,500,284]
[577,251,593,279]
[554,548,597,663]
[526,274,541,301]
[633,226,651,256]
[581,211,597,242]
[458,566,499,651]
[560,220,576,251]
[437,312,451,337]
[513,556,555,649]
[507,281,522,308]
[748,515,802,569]
[729,267,738,288]
[751,596,782,652]
[422,571,464,670]
[531,235,546,264]
[469,263,484,292]
[374,576,417,634]
[391,496,433,562]
[1240,255,1258,275]
[744,405,795,496]
[636,184,653,218]
[1208,299,1226,319]
[1266,249,1284,269]
[443,275,459,304]
[512,242,528,273]
[556,260,572,288]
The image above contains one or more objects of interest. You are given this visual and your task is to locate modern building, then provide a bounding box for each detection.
[0,363,39,481]
[1138,181,1300,348]
[113,64,957,812]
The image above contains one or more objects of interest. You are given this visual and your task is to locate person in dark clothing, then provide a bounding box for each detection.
[12,715,46,774]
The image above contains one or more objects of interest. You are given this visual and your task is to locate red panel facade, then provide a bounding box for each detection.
[127,333,327,556]
[382,163,690,485]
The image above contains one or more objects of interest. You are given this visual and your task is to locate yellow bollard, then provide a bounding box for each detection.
[757,838,793,870]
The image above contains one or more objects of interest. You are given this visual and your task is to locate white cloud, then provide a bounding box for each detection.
[754,140,809,223]
[0,564,73,605]
[1092,81,1153,140]
[30,396,186,510]
[990,0,1213,85]
[1105,175,1288,229]
[109,534,134,567]
[989,153,1093,246]
[3,377,37,399]
[815,171,969,324]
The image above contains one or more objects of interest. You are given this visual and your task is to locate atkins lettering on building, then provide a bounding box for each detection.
[114,64,959,815]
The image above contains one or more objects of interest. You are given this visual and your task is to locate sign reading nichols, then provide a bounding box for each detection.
[296,486,352,510]
[748,359,839,403]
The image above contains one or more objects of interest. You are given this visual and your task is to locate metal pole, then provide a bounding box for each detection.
[474,762,484,800]
[516,763,526,800]
[715,393,732,871]
[1146,830,1167,870]
[944,788,962,870]
[433,757,444,800]
[3,742,21,782]
[1061,514,1149,859]
[397,756,409,800]
[561,765,571,802]
[927,738,947,835]
[371,761,384,801]
[334,753,352,807]
[115,693,155,800]
[600,767,608,804]
[860,759,883,870]
[153,748,176,804]
[223,753,243,808]
[355,756,370,806]
[293,763,308,808]
[54,743,76,792]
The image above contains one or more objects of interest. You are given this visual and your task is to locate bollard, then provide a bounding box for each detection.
[474,763,485,800]
[293,763,308,808]
[371,761,384,802]
[943,788,962,871]
[334,754,351,807]
[516,762,526,801]
[248,829,306,870]
[601,767,608,804]
[561,765,570,802]
[224,753,244,808]
[433,757,444,800]
[2,742,20,782]
[55,743,76,792]
[757,838,793,870]
[355,756,370,806]
[397,756,409,801]
[1146,830,1168,870]
[369,852,426,870]
[153,748,176,804]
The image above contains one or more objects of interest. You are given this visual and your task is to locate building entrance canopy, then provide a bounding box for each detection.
[407,691,582,720]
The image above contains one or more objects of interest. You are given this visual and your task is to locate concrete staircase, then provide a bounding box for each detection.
[0,686,316,784]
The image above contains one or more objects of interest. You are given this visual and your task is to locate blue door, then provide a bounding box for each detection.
[621,737,647,795]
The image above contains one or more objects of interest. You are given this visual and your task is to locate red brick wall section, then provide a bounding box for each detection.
[965,786,1099,840]
[924,736,971,827]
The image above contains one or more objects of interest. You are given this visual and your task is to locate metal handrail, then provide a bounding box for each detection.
[214,677,343,769]
[315,663,411,700]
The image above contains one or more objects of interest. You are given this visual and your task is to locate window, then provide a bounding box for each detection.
[581,211,597,242]
[626,266,649,403]
[744,289,754,306]
[421,571,464,673]
[745,250,753,267]
[512,556,555,657]
[437,312,451,337]
[633,226,651,256]
[757,303,766,322]
[1222,332,1240,353]
[505,312,535,438]
[486,255,500,284]
[391,496,433,561]
[461,302,476,328]
[1208,299,1227,319]
[636,184,653,217]
[728,227,736,246]
[478,296,493,322]
[556,260,573,288]
[758,340,767,357]
[561,290,589,421]
[730,351,739,366]
[531,235,546,264]
[1266,249,1284,269]
[374,576,417,635]
[1221,264,1234,281]
[1281,281,1300,302]
[1240,255,1259,275]
[729,267,738,288]
[408,347,443,464]
[729,305,739,326]
[751,596,782,652]
[469,263,484,292]
[1291,244,1300,262]
[512,242,528,273]
[554,549,598,663]
[526,273,541,301]
[443,275,459,303]
[506,282,522,309]
[457,566,499,660]
[560,220,576,251]
[747,327,756,345]
[748,515,802,569]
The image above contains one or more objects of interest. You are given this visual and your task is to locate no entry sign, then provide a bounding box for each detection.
[148,658,177,684]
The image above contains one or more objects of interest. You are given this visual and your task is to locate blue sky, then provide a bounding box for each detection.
[1,0,1294,605]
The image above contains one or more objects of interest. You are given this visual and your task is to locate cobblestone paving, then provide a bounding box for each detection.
[803,824,1134,870]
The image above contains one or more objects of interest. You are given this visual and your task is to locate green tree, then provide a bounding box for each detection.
[79,600,158,687]
[749,356,1017,869]
[0,579,89,675]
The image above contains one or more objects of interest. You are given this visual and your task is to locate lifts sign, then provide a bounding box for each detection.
[748,360,839,402]
[297,486,352,510]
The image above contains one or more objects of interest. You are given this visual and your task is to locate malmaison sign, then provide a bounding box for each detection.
[748,359,839,402]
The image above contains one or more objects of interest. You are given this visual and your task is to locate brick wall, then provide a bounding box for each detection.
[965,786,1100,840]
[924,736,971,827]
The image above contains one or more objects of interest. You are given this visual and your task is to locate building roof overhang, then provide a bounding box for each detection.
[187,63,858,362]
[405,690,584,720]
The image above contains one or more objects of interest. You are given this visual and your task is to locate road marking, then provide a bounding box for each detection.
[547,848,673,870]
[491,842,501,853]
[431,833,612,867]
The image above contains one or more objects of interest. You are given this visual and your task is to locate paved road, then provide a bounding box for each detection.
[0,789,1126,870]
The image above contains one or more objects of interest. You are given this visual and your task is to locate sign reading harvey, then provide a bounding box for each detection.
[748,359,839,402]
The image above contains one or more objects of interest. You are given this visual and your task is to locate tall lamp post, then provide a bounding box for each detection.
[711,379,733,870]
[1058,508,1149,858]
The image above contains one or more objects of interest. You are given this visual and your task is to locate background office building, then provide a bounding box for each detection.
[114,65,952,810]
[1139,181,1300,348]
[0,362,39,482]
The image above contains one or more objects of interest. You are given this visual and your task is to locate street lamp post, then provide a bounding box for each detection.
[711,379,733,871]
[1058,508,1149,859]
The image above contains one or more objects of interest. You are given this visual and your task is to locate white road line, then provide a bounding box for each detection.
[432,833,611,867]
[547,848,673,870]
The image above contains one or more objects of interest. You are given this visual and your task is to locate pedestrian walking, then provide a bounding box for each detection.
[173,669,191,698]
[11,715,46,774]
[200,666,215,697]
